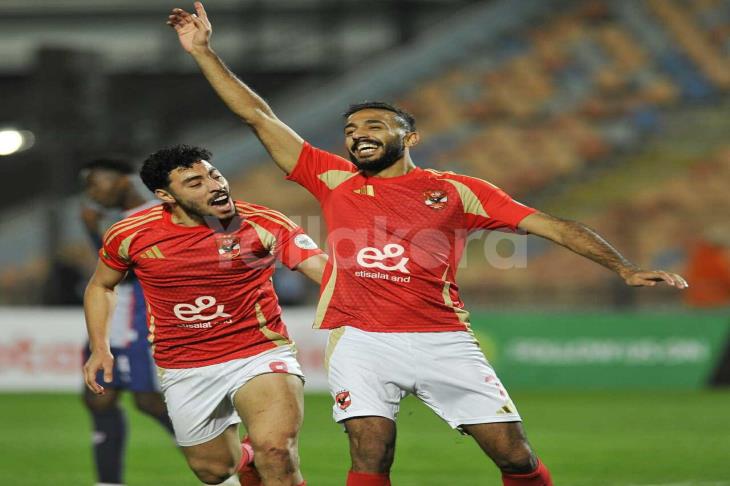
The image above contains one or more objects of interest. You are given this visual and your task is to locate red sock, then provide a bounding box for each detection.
[347,470,391,486]
[237,437,262,486]
[502,459,553,486]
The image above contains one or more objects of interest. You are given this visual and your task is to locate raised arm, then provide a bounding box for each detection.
[167,2,303,174]
[518,211,689,288]
[83,260,127,395]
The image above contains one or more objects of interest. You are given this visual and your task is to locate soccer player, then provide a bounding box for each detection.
[168,4,689,485]
[80,157,176,486]
[83,145,325,486]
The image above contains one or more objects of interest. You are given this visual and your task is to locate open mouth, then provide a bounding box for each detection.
[353,141,381,157]
[208,193,233,211]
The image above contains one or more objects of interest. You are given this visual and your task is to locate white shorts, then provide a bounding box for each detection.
[158,346,304,446]
[326,327,521,429]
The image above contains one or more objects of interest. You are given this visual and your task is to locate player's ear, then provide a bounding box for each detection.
[154,188,175,204]
[404,131,420,148]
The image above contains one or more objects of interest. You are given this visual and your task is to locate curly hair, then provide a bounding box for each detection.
[140,144,212,192]
[343,101,416,132]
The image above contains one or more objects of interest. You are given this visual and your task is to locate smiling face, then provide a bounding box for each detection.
[344,108,411,174]
[156,160,235,221]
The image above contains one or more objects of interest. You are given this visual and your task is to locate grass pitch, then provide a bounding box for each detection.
[1,390,728,485]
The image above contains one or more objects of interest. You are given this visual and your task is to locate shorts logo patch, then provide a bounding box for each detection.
[423,189,448,210]
[335,390,351,410]
[269,361,289,373]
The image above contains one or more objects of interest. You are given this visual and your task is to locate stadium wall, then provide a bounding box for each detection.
[0,307,727,392]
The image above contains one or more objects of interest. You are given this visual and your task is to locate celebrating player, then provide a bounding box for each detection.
[168,3,689,485]
[83,145,326,486]
[80,158,177,486]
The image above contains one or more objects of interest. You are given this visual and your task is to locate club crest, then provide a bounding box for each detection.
[214,234,241,259]
[335,390,351,410]
[423,189,448,210]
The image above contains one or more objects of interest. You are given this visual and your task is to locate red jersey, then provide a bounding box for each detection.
[100,201,322,368]
[287,142,535,332]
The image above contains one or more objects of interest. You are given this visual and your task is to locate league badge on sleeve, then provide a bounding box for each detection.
[423,189,448,210]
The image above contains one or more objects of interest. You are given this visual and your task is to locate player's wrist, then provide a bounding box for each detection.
[190,44,214,57]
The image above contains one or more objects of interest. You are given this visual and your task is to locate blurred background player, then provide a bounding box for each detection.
[80,157,175,486]
[84,145,325,486]
[168,4,688,486]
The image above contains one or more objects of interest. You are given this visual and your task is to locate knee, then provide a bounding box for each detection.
[492,443,537,474]
[187,457,236,485]
[82,391,117,414]
[251,434,299,472]
[349,434,395,473]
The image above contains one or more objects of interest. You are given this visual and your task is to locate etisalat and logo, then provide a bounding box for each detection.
[354,243,411,283]
[173,296,232,329]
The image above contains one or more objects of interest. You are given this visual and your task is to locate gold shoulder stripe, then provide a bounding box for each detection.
[118,231,140,262]
[236,202,297,228]
[104,207,162,238]
[441,179,488,218]
[245,219,277,251]
[314,255,337,329]
[317,169,359,190]
[236,204,297,231]
[104,214,163,246]
[103,208,163,244]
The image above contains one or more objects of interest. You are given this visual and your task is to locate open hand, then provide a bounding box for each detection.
[83,349,115,395]
[167,2,212,53]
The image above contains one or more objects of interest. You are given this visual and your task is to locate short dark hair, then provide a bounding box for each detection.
[343,101,416,132]
[81,157,135,175]
[140,144,212,192]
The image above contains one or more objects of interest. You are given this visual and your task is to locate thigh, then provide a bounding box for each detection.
[326,327,410,423]
[233,372,304,441]
[414,332,521,429]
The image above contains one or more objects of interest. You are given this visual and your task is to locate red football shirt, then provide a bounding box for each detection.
[287,142,535,332]
[100,201,322,368]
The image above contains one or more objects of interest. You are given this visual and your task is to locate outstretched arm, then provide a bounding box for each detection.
[167,2,303,174]
[294,253,329,285]
[519,211,688,288]
[83,260,127,395]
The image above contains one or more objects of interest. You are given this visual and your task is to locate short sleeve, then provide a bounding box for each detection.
[447,174,536,232]
[286,142,358,202]
[244,205,323,270]
[99,234,132,272]
[273,226,323,270]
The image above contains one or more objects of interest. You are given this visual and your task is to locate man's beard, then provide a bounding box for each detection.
[349,139,404,174]
[175,198,211,221]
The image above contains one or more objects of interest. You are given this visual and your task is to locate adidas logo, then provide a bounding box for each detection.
[139,245,165,259]
[353,185,375,197]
